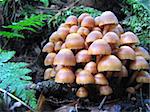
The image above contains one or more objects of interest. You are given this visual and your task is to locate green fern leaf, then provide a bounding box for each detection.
[0,49,37,109]
[0,31,24,39]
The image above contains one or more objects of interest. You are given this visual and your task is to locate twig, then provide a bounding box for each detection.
[0,88,34,112]
[140,88,144,107]
[98,96,107,110]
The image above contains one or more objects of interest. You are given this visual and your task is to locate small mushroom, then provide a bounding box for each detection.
[53,49,76,66]
[44,68,53,80]
[136,71,150,84]
[65,15,78,26]
[78,13,90,24]
[44,53,56,66]
[109,24,124,36]
[135,47,150,60]
[76,70,95,84]
[42,42,54,53]
[69,25,79,33]
[49,31,61,43]
[92,27,102,32]
[76,87,88,98]
[55,68,75,83]
[54,41,63,52]
[99,85,113,96]
[94,73,109,85]
[57,27,69,41]
[84,61,97,74]
[81,16,95,29]
[77,27,90,38]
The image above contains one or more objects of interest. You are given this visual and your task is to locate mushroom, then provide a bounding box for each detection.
[65,15,78,26]
[76,70,95,84]
[102,32,120,50]
[84,61,97,75]
[69,25,79,33]
[88,39,111,63]
[98,11,118,35]
[94,73,109,85]
[53,49,76,66]
[57,27,69,41]
[76,87,88,98]
[77,27,90,38]
[44,53,56,66]
[136,71,150,84]
[55,68,75,83]
[54,41,63,52]
[49,31,61,43]
[117,46,136,65]
[76,50,92,63]
[44,68,53,80]
[78,13,90,24]
[109,24,124,36]
[42,42,54,53]
[94,16,101,26]
[65,33,85,51]
[120,31,140,47]
[59,23,70,29]
[135,47,150,60]
[81,16,95,30]
[99,85,113,96]
[97,55,122,77]
[86,31,103,47]
[92,27,102,32]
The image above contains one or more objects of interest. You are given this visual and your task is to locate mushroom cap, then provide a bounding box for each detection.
[69,25,79,33]
[76,87,88,98]
[99,85,113,96]
[135,47,150,60]
[94,16,101,26]
[136,71,150,83]
[78,13,90,24]
[130,56,149,70]
[117,46,136,60]
[77,27,90,38]
[54,41,63,52]
[59,23,70,29]
[94,73,109,85]
[61,43,66,49]
[75,68,83,76]
[86,31,103,43]
[55,68,75,83]
[110,24,124,35]
[65,15,78,25]
[76,50,92,63]
[65,33,85,49]
[102,32,120,45]
[97,55,122,72]
[49,31,61,43]
[120,32,140,45]
[98,11,118,27]
[76,70,95,84]
[44,53,56,66]
[53,49,76,66]
[42,42,54,53]
[92,27,102,32]
[55,65,63,72]
[81,16,95,29]
[57,27,69,41]
[126,87,136,94]
[113,65,128,77]
[44,68,53,80]
[84,61,97,74]
[88,39,111,55]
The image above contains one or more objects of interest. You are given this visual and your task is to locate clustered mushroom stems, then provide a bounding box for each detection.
[42,11,150,106]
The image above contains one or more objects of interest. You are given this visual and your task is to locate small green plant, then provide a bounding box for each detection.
[0,14,50,39]
[121,0,150,45]
[0,49,37,109]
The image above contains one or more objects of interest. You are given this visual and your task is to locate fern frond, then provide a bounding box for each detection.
[0,31,24,39]
[0,49,37,109]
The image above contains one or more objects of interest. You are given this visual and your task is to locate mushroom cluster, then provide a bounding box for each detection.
[42,11,150,99]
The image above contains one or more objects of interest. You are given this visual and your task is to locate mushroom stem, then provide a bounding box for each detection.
[140,88,144,107]
[128,71,138,85]
[122,60,127,65]
[96,55,101,64]
[103,25,109,35]
[98,96,107,110]
[134,83,143,90]
[106,72,112,78]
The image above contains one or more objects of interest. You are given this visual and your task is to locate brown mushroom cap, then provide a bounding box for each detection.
[65,33,85,49]
[44,53,56,66]
[94,73,109,85]
[65,15,78,25]
[81,16,95,29]
[102,32,120,46]
[84,61,97,74]
[42,42,54,53]
[76,70,95,84]
[135,47,150,60]
[69,25,79,33]
[53,49,76,66]
[57,27,69,41]
[94,16,101,26]
[109,24,124,36]
[130,56,149,70]
[55,68,75,83]
[136,71,150,83]
[120,32,140,45]
[99,85,113,96]
[49,31,61,43]
[113,65,128,77]
[77,27,90,38]
[54,41,63,52]
[78,13,90,24]
[59,23,70,29]
[76,50,92,63]
[86,31,103,43]
[117,46,136,60]
[55,65,63,72]
[88,39,111,55]
[98,11,118,27]
[44,68,53,80]
[61,43,66,49]
[97,55,122,72]
[76,87,88,98]
[92,27,102,32]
